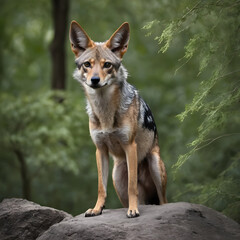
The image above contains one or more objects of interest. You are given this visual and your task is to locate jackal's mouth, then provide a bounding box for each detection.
[85,81,108,89]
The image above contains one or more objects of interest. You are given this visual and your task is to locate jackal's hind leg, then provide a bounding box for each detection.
[147,148,167,204]
[112,158,154,207]
[112,159,129,208]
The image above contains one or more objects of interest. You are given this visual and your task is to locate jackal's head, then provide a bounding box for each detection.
[69,21,130,90]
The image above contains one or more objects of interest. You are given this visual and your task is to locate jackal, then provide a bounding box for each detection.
[69,21,167,218]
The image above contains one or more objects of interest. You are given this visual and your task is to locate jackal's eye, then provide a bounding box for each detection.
[83,61,91,68]
[103,62,112,68]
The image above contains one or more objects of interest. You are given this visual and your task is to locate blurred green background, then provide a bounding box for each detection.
[0,0,239,222]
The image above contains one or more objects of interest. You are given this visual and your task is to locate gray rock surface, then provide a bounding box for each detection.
[0,198,71,240]
[0,198,239,240]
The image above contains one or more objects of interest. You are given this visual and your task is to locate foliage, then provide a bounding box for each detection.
[0,0,52,93]
[145,0,240,222]
[0,91,87,174]
[0,90,91,211]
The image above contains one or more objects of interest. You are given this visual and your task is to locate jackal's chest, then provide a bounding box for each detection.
[90,126,130,156]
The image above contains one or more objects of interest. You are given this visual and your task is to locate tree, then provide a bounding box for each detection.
[50,0,69,90]
[0,91,90,202]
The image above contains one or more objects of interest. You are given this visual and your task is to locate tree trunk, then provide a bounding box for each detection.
[50,0,69,90]
[14,149,31,200]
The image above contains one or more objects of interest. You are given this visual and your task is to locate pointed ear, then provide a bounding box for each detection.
[105,22,130,59]
[69,21,95,57]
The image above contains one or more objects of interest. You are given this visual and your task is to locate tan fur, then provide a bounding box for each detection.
[69,21,167,218]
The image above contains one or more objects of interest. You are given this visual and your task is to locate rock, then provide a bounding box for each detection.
[0,199,239,240]
[0,198,71,240]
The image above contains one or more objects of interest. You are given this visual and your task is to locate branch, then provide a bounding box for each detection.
[181,1,201,20]
[195,133,240,151]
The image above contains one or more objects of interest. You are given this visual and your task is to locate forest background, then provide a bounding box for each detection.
[0,0,239,223]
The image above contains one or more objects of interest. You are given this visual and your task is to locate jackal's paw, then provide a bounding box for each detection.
[126,208,140,218]
[85,207,103,217]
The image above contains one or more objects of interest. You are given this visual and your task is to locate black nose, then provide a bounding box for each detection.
[91,76,100,85]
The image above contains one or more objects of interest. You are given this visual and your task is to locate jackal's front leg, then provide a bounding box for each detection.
[124,141,139,218]
[85,148,109,217]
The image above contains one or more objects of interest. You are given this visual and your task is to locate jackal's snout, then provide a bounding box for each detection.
[90,76,100,88]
